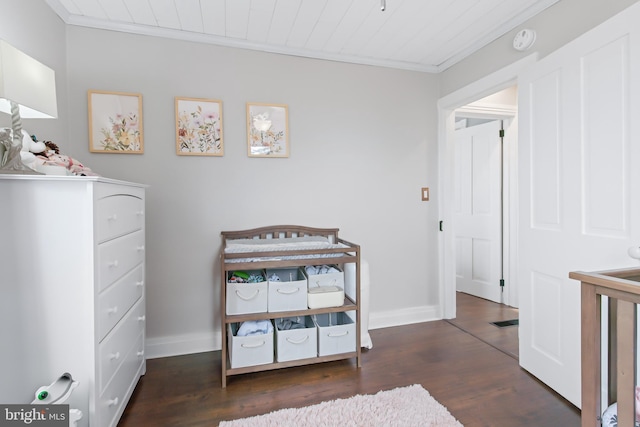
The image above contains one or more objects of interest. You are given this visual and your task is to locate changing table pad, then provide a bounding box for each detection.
[224,236,350,263]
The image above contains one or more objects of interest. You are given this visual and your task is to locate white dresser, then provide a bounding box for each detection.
[0,176,146,427]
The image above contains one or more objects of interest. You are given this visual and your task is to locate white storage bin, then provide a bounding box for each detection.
[266,268,307,312]
[314,312,356,356]
[275,316,317,362]
[304,265,345,309]
[307,286,344,309]
[226,270,267,315]
[228,322,274,368]
[304,264,344,289]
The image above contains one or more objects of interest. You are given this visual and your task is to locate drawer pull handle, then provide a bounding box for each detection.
[107,306,118,315]
[286,335,309,345]
[107,214,118,222]
[107,397,119,407]
[136,281,144,287]
[137,245,145,252]
[109,352,120,361]
[137,350,145,358]
[235,289,259,301]
[241,341,265,349]
[138,315,146,322]
[277,287,299,295]
[327,331,349,338]
[108,260,119,268]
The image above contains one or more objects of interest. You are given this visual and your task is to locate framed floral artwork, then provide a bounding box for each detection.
[175,97,224,156]
[247,103,289,157]
[88,90,144,153]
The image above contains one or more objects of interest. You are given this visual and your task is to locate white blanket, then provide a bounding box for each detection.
[225,236,340,253]
[225,236,350,263]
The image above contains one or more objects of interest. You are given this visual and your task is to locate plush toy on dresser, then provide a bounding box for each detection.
[0,128,44,170]
[33,140,98,176]
[0,127,98,176]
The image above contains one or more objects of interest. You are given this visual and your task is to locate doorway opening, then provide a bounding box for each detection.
[453,85,516,303]
[441,84,520,359]
[437,54,536,323]
[452,110,519,359]
[452,86,518,359]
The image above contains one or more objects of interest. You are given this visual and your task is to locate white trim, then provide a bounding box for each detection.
[44,0,558,74]
[145,331,220,359]
[368,305,440,330]
[502,116,519,308]
[455,103,517,119]
[437,54,538,319]
[52,13,440,73]
[144,306,438,359]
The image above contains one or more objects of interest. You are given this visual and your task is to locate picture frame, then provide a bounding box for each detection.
[88,90,144,153]
[175,97,224,156]
[247,103,289,157]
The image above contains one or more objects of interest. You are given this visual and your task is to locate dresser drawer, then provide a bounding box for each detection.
[99,299,145,394]
[97,230,145,291]
[98,264,144,341]
[96,194,144,243]
[98,331,145,427]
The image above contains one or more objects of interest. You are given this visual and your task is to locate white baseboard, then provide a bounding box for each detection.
[145,305,441,359]
[368,305,441,330]
[145,331,221,359]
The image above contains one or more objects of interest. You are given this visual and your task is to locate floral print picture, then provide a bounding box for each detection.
[175,97,223,156]
[88,90,144,154]
[247,103,289,157]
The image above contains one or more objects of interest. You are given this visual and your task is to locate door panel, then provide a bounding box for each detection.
[454,120,503,303]
[518,3,640,408]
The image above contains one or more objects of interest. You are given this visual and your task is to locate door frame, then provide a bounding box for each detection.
[437,54,537,319]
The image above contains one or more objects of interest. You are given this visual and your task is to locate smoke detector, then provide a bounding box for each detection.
[513,29,536,51]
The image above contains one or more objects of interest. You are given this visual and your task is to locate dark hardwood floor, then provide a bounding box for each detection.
[119,293,580,426]
[446,291,519,360]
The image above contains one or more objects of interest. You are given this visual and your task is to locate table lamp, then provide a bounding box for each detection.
[0,39,57,174]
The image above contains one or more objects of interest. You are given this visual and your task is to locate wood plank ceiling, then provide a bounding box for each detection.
[45,0,560,73]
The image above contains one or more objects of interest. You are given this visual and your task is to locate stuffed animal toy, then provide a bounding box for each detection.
[33,140,98,176]
[1,127,99,176]
[20,131,46,169]
[0,127,45,171]
[601,386,640,426]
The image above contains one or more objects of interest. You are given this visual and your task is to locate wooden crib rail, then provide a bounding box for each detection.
[570,268,640,427]
[221,225,340,243]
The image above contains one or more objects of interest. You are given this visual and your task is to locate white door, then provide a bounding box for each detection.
[518,2,640,408]
[454,120,503,303]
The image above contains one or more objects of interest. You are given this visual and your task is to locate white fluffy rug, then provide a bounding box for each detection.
[218,384,463,427]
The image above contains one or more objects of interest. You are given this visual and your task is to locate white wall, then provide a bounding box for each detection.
[440,0,640,96]
[64,27,441,357]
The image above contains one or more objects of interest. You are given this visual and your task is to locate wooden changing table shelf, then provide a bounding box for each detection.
[220,225,361,387]
[570,268,640,427]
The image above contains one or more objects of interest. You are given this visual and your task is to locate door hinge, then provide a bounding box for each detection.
[500,279,505,288]
[499,129,505,138]
[439,220,443,231]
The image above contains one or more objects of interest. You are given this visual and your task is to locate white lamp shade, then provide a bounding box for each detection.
[0,40,57,119]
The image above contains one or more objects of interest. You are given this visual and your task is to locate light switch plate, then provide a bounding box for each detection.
[422,187,429,201]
